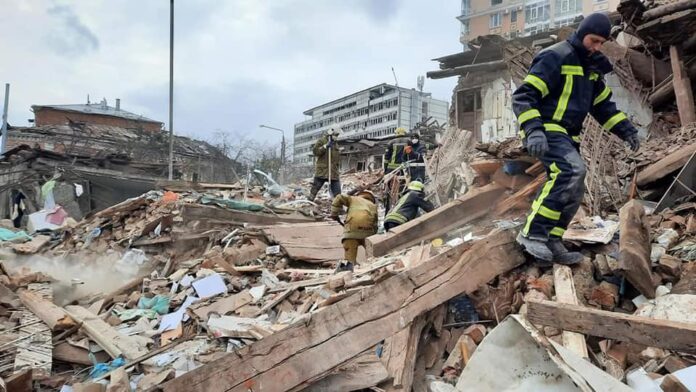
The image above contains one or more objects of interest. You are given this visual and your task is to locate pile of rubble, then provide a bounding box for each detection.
[2,2,696,391]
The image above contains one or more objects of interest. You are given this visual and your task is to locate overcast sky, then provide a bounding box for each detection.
[0,1,462,146]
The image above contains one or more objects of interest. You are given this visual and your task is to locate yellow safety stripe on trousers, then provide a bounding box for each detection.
[561,65,584,76]
[538,205,561,221]
[552,74,574,121]
[550,227,566,237]
[518,109,541,125]
[603,112,627,131]
[593,86,611,106]
[524,74,549,97]
[522,162,561,236]
[589,72,599,81]
[385,212,408,224]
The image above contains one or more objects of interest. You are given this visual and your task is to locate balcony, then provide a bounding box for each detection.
[457,0,524,20]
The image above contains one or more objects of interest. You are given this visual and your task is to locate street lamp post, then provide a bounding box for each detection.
[259,125,286,184]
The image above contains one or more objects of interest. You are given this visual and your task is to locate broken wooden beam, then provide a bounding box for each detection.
[527,300,696,353]
[643,0,696,20]
[637,143,696,186]
[181,204,313,226]
[552,265,589,359]
[618,200,656,298]
[494,173,545,215]
[301,350,389,392]
[17,289,76,331]
[158,229,524,392]
[366,183,505,257]
[65,306,148,361]
[670,45,696,126]
[380,315,427,390]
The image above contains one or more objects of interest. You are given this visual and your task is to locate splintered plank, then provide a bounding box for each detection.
[366,183,505,257]
[552,265,589,359]
[301,349,389,392]
[14,283,52,378]
[637,143,696,186]
[527,300,696,353]
[65,305,148,360]
[159,229,524,392]
[17,289,76,331]
[618,200,656,298]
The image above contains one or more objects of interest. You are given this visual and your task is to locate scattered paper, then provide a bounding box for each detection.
[266,245,281,255]
[74,183,84,197]
[192,274,227,299]
[180,275,194,288]
[158,296,199,332]
[249,285,266,302]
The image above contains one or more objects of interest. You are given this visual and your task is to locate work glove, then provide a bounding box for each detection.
[625,134,640,151]
[331,215,344,226]
[525,129,549,158]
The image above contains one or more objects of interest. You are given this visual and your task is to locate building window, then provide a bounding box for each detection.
[491,0,502,5]
[490,12,502,28]
[525,1,550,24]
[511,10,518,22]
[556,0,581,15]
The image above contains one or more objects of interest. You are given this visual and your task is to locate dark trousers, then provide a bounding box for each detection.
[521,133,586,240]
[309,177,341,201]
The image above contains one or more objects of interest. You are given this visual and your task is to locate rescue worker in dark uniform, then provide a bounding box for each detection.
[404,134,427,182]
[384,181,434,231]
[383,127,409,174]
[309,129,341,202]
[512,13,640,265]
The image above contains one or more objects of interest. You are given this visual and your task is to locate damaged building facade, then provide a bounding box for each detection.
[293,83,448,166]
[0,101,240,225]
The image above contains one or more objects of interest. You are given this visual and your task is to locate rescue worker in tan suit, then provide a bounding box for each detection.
[330,190,378,272]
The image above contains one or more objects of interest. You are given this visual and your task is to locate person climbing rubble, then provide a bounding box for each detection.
[383,127,410,175]
[512,13,641,266]
[330,190,378,272]
[383,181,434,231]
[309,128,341,202]
[404,133,427,182]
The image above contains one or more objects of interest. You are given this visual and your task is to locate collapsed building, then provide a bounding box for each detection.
[0,2,696,392]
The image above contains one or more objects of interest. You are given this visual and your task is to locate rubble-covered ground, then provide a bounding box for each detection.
[2,0,696,390]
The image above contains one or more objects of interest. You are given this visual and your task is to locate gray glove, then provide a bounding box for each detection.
[625,134,640,151]
[526,129,549,158]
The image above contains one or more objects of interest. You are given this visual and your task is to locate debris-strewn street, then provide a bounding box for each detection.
[1,1,696,391]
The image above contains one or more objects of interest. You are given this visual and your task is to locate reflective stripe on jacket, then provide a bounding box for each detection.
[384,191,434,225]
[512,39,637,143]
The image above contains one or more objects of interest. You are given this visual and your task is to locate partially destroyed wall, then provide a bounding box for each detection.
[480,78,518,143]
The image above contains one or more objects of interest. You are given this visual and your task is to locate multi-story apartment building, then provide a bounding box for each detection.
[293,83,448,165]
[458,0,620,46]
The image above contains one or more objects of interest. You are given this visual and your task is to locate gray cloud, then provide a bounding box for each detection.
[46,4,99,56]
[358,0,401,20]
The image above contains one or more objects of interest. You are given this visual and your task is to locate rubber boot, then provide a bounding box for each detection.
[547,238,584,265]
[516,232,553,264]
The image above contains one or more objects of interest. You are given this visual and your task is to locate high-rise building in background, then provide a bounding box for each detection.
[458,0,620,47]
[293,83,448,166]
